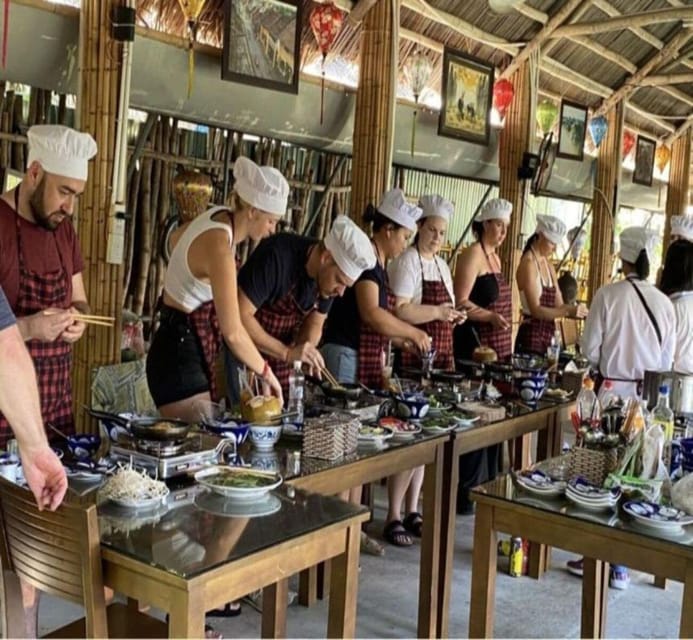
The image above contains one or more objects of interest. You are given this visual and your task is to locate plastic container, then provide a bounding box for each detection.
[287,361,305,428]
[576,378,601,428]
[600,380,617,410]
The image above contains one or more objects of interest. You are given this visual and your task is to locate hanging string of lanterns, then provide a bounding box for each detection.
[403,50,433,157]
[177,0,207,98]
[588,115,608,149]
[536,100,558,136]
[309,2,345,126]
[655,144,671,173]
[492,79,514,121]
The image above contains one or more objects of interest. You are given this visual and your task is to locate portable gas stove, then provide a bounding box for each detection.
[109,432,227,479]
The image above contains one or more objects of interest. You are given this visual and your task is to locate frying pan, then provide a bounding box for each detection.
[84,408,192,442]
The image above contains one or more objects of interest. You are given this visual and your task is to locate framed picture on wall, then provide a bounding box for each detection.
[0,168,23,192]
[438,47,494,146]
[632,135,656,186]
[222,0,302,94]
[557,99,588,161]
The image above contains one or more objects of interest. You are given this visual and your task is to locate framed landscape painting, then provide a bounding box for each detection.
[438,48,494,146]
[222,0,302,94]
[633,135,656,187]
[557,99,588,161]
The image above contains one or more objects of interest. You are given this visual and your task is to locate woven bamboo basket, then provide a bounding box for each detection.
[302,413,360,461]
[568,447,618,485]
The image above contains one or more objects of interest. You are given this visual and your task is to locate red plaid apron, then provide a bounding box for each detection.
[0,207,74,446]
[478,272,513,360]
[256,286,312,395]
[402,252,454,370]
[516,253,557,356]
[358,285,395,389]
[188,300,222,401]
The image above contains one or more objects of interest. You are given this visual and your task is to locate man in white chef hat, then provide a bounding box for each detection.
[670,214,693,244]
[235,212,376,395]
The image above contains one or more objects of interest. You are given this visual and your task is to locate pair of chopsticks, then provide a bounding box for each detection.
[320,365,343,389]
[45,310,114,327]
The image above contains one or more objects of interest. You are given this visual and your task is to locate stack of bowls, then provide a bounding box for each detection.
[565,476,620,512]
[513,369,549,403]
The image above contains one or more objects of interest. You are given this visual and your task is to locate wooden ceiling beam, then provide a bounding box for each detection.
[514,4,549,24]
[552,7,693,38]
[595,27,692,116]
[626,103,676,134]
[540,57,612,98]
[566,35,637,73]
[347,0,379,25]
[400,27,444,54]
[656,84,693,107]
[639,72,693,86]
[499,0,584,80]
[666,114,693,145]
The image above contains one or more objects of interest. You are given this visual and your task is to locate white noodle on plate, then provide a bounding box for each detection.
[99,465,169,506]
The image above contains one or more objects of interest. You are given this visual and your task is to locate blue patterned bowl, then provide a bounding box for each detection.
[203,418,250,447]
[67,434,101,459]
[513,371,549,403]
[249,424,282,451]
[395,394,430,420]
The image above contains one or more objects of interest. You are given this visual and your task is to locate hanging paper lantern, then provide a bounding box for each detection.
[622,130,636,158]
[177,0,207,98]
[309,2,345,125]
[536,100,558,136]
[655,144,671,173]
[588,115,608,149]
[403,50,433,156]
[492,79,515,120]
[173,170,213,223]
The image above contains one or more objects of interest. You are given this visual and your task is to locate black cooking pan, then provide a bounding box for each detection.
[84,408,192,441]
[320,381,362,401]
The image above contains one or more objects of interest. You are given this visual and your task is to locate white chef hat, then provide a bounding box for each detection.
[377,188,422,232]
[324,215,377,281]
[27,125,97,181]
[670,215,693,242]
[536,214,567,245]
[475,198,512,222]
[418,194,454,222]
[233,156,289,216]
[619,226,658,263]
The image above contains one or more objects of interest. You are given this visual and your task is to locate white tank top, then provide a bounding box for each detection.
[164,206,233,312]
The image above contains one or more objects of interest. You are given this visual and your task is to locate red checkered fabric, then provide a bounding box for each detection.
[357,289,395,389]
[188,300,222,401]
[477,273,512,360]
[0,213,74,446]
[515,285,557,356]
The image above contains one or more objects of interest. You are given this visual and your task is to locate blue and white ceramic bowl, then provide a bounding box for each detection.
[513,371,548,403]
[395,394,430,420]
[67,434,101,459]
[248,450,281,473]
[249,424,282,451]
[204,419,250,447]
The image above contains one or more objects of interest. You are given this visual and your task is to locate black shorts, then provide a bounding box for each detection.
[146,306,210,406]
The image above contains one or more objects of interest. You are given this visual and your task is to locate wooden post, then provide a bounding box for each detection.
[662,129,692,253]
[350,0,398,227]
[72,0,126,432]
[497,63,531,340]
[588,101,624,303]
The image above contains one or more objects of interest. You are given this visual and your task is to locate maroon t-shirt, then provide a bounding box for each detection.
[0,198,84,309]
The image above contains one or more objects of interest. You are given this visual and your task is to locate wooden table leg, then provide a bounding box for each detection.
[417,442,444,639]
[654,575,667,589]
[581,558,608,639]
[680,561,693,639]
[317,560,331,600]
[298,566,318,606]
[1,569,27,638]
[512,434,532,471]
[261,579,288,638]
[168,594,205,639]
[436,437,460,639]
[527,540,549,579]
[327,523,361,639]
[468,503,497,638]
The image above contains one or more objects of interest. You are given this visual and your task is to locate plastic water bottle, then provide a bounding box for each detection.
[576,377,600,428]
[287,361,305,428]
[600,380,617,410]
[651,384,674,442]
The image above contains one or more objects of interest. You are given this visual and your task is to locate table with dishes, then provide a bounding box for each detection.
[468,475,693,639]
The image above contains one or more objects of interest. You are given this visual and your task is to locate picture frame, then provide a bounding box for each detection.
[222,0,302,95]
[438,47,494,146]
[557,99,588,161]
[632,135,656,187]
[0,167,23,192]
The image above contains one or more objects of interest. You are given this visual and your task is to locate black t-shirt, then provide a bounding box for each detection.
[0,286,15,331]
[238,233,332,315]
[323,262,388,350]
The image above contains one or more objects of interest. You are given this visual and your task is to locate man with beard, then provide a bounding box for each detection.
[0,125,97,449]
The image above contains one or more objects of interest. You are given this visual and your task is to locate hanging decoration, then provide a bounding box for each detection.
[622,130,636,158]
[177,0,207,99]
[588,115,608,149]
[309,2,345,126]
[403,50,433,157]
[655,144,671,173]
[172,170,213,223]
[536,100,558,136]
[1,0,8,69]
[492,79,514,121]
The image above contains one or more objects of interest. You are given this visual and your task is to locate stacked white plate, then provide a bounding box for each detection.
[514,469,566,497]
[565,477,620,512]
[622,500,693,536]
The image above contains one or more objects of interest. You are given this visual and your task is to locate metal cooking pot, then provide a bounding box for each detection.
[643,370,693,415]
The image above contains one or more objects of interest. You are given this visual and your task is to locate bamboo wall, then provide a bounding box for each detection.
[663,129,691,252]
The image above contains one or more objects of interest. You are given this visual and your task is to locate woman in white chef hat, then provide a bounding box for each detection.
[515,214,587,356]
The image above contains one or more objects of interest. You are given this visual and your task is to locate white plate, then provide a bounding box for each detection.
[451,412,480,427]
[358,426,394,442]
[194,466,282,502]
[194,491,282,518]
[110,489,169,510]
[514,470,566,497]
[565,492,617,512]
[622,501,693,530]
[568,478,621,501]
[390,424,423,441]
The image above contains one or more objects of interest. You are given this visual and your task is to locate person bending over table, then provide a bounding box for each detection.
[146,157,285,422]
[321,189,431,552]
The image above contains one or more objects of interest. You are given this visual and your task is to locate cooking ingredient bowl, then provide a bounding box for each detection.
[249,424,283,451]
[395,393,430,420]
[513,371,548,403]
[67,434,101,459]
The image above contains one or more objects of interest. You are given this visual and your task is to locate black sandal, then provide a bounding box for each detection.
[208,601,242,617]
[402,511,423,538]
[383,520,413,547]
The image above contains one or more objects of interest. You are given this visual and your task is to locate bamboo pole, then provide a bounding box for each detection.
[662,129,692,253]
[551,7,693,38]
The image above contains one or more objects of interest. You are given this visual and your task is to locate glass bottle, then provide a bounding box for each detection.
[287,361,305,428]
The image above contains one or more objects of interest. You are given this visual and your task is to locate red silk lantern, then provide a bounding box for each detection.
[622,130,636,158]
[492,79,514,120]
[309,2,345,125]
[655,144,671,173]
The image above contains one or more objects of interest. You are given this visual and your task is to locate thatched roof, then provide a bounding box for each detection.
[137,0,692,144]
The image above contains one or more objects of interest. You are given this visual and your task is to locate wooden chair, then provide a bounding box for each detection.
[0,477,166,639]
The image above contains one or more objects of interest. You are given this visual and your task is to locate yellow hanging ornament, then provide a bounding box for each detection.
[177,0,207,98]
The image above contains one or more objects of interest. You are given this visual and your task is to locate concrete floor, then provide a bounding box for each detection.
[38,485,685,639]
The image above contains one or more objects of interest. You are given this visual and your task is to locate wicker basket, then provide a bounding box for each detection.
[568,447,618,485]
[302,413,360,461]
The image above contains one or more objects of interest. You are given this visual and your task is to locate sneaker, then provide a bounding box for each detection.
[609,566,630,590]
[566,558,584,577]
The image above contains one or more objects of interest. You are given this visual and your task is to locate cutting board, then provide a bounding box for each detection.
[458,401,506,422]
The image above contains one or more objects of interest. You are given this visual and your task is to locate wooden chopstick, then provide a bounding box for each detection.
[321,365,341,389]
[44,311,116,322]
[79,319,113,327]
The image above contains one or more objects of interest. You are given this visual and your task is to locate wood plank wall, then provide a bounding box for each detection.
[663,129,691,253]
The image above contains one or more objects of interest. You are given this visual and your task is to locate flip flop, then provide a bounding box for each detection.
[208,601,242,617]
[204,624,223,639]
[402,511,423,538]
[383,520,413,547]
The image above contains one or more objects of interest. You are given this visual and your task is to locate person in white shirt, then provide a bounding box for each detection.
[659,238,693,375]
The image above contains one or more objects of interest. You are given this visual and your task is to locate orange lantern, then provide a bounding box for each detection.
[655,144,671,173]
[177,0,207,98]
[622,130,636,158]
[309,2,345,125]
